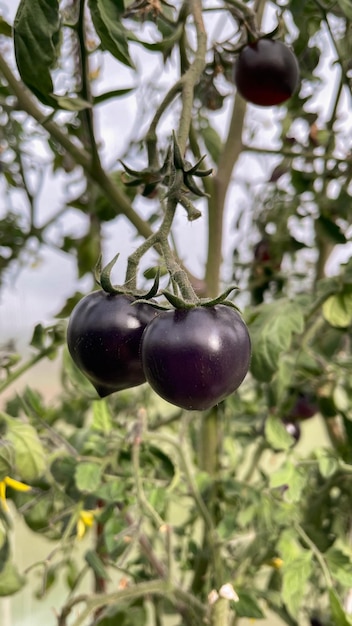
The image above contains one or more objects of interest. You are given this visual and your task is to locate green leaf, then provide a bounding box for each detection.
[234,590,265,618]
[63,347,98,398]
[0,441,14,481]
[93,87,135,105]
[0,535,10,574]
[95,481,126,503]
[315,448,338,478]
[0,16,12,37]
[200,124,222,165]
[282,551,312,618]
[0,559,25,596]
[270,461,306,503]
[103,517,127,557]
[249,299,305,382]
[88,0,134,68]
[325,548,352,587]
[323,291,352,328]
[53,95,92,111]
[316,215,347,245]
[6,422,46,482]
[92,400,113,434]
[75,462,103,493]
[329,589,352,626]
[132,22,183,57]
[14,0,60,107]
[85,549,110,581]
[265,414,296,451]
[30,324,45,350]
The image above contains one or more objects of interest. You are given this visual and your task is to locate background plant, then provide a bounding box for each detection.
[0,1,352,625]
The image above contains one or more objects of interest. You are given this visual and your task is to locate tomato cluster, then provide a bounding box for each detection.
[67,292,251,410]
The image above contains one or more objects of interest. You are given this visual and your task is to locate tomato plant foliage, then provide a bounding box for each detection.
[0,1,352,626]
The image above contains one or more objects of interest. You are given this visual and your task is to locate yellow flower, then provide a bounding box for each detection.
[268,557,284,569]
[76,510,95,540]
[0,476,32,511]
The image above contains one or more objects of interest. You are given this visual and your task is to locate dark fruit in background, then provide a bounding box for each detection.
[289,392,318,420]
[67,291,158,397]
[233,39,299,106]
[141,305,251,411]
[282,419,301,445]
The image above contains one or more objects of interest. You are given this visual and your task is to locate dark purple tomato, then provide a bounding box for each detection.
[141,305,251,411]
[289,392,318,420]
[233,39,299,106]
[67,291,158,397]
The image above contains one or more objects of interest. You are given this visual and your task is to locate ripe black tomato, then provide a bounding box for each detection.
[141,305,251,411]
[233,39,299,106]
[67,291,158,397]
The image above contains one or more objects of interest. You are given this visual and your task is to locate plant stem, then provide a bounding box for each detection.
[205,75,247,299]
[132,436,165,529]
[295,523,333,589]
[0,347,56,394]
[0,53,154,241]
[177,0,207,155]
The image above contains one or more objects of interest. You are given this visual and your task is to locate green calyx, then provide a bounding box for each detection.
[119,132,212,221]
[95,254,240,312]
[94,255,161,301]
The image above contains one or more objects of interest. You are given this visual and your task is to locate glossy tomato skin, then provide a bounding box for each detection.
[67,291,158,398]
[233,39,299,106]
[141,305,251,411]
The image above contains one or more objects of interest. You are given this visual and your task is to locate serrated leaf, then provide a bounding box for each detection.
[315,448,338,478]
[282,552,312,618]
[270,461,306,503]
[322,292,352,328]
[265,414,295,451]
[233,590,265,618]
[6,422,46,482]
[95,481,125,503]
[92,400,112,435]
[14,0,60,107]
[329,589,352,626]
[88,0,134,68]
[75,462,103,493]
[0,559,25,596]
[249,299,305,382]
[325,548,352,587]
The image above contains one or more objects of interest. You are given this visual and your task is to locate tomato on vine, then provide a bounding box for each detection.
[67,291,158,397]
[141,305,251,411]
[233,38,299,106]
